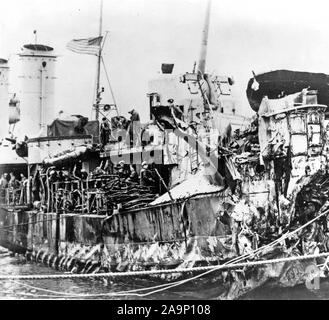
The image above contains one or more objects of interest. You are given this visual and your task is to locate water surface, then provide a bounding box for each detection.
[0,253,326,300]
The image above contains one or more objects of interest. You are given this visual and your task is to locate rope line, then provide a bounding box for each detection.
[9,279,180,298]
[0,252,327,281]
[5,251,327,299]
[0,288,81,299]
[0,217,61,230]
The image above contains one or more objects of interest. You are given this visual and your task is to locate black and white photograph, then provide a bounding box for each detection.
[0,0,328,304]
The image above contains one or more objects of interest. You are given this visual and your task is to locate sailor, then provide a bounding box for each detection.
[201,111,210,125]
[19,173,27,205]
[57,169,64,181]
[80,169,88,180]
[32,170,41,202]
[61,167,71,181]
[20,173,27,183]
[72,164,88,181]
[92,161,106,178]
[74,116,88,135]
[168,99,183,120]
[305,165,311,176]
[115,160,130,180]
[19,173,27,192]
[129,108,140,122]
[127,109,141,147]
[140,162,156,187]
[0,173,8,189]
[189,121,198,134]
[8,172,18,189]
[125,165,139,184]
[49,169,58,183]
[103,159,112,174]
[19,173,27,188]
[57,110,70,120]
[0,174,8,202]
[100,117,111,147]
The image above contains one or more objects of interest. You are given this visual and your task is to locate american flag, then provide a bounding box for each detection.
[66,36,103,56]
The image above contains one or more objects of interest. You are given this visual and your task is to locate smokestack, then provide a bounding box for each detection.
[0,59,9,139]
[17,44,57,138]
[197,0,211,75]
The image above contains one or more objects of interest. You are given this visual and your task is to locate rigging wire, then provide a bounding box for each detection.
[101,56,119,116]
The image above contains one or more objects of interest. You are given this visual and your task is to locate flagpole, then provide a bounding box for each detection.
[95,0,103,121]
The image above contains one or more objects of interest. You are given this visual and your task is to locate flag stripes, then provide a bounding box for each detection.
[66,36,103,56]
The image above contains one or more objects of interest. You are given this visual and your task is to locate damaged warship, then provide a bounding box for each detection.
[1,0,329,300]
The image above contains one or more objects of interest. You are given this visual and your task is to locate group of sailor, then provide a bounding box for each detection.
[100,109,142,148]
[114,160,156,187]
[0,172,28,204]
[13,159,158,206]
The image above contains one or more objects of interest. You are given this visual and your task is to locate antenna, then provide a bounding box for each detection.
[197,0,211,75]
[192,61,196,73]
[33,30,37,44]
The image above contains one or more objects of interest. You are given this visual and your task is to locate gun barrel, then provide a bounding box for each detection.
[197,0,212,75]
[5,137,16,144]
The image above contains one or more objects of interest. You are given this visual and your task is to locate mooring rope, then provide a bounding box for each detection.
[0,216,61,230]
[9,279,180,298]
[0,252,327,281]
[2,251,327,299]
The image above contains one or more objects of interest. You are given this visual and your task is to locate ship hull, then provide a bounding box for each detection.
[0,192,234,270]
[0,192,321,300]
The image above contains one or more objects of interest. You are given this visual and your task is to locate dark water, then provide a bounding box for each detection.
[0,253,222,300]
[0,252,327,300]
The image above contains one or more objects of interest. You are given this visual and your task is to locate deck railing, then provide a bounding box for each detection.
[0,186,28,206]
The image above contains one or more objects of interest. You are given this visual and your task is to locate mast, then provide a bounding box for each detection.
[197,0,211,75]
[95,0,103,121]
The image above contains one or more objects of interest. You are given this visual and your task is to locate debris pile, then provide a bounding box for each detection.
[102,179,157,211]
[58,175,158,215]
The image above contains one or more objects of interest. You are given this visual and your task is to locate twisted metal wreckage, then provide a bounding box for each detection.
[1,84,329,299]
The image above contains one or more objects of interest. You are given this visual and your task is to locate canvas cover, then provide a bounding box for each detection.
[47,119,99,143]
